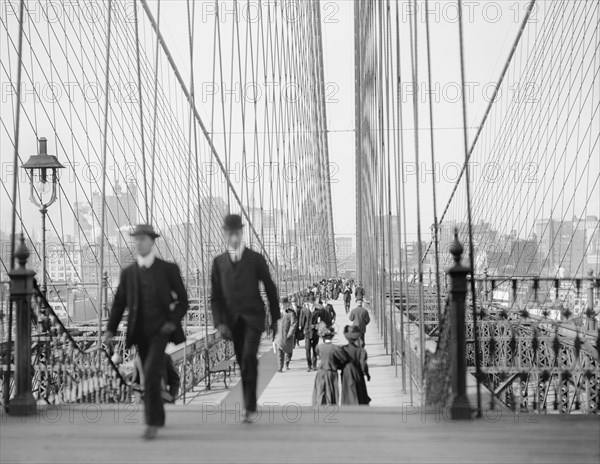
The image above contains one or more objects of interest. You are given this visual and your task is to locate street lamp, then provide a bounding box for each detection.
[22,137,64,297]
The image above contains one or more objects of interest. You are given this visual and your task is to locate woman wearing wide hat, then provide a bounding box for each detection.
[312,326,349,406]
[340,325,371,405]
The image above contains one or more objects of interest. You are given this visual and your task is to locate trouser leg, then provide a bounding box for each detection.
[305,335,312,367]
[310,334,318,368]
[232,319,262,412]
[277,349,284,370]
[137,334,168,426]
[165,354,180,398]
[285,351,292,368]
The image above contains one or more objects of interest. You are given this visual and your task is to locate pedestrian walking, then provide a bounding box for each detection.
[312,327,348,406]
[274,297,297,372]
[294,297,304,348]
[210,214,280,423]
[348,299,370,344]
[298,296,317,371]
[340,326,371,405]
[324,299,336,325]
[354,282,365,300]
[343,285,352,314]
[104,224,188,440]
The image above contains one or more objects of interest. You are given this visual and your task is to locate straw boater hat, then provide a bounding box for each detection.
[343,325,362,341]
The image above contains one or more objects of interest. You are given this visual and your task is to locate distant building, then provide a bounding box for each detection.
[90,180,139,241]
[335,236,353,262]
[536,216,598,276]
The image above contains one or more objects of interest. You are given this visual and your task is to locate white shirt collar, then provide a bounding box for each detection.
[137,250,156,269]
[227,242,245,262]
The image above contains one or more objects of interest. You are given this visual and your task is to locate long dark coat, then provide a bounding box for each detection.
[107,258,188,348]
[210,248,279,331]
[340,343,371,405]
[313,343,349,405]
[275,308,297,353]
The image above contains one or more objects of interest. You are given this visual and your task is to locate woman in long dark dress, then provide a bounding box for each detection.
[340,325,371,405]
[312,328,349,405]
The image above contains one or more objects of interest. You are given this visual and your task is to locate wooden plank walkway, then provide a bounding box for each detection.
[2,404,598,463]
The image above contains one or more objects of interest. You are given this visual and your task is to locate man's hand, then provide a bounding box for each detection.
[160,321,177,335]
[270,321,278,337]
[103,330,114,344]
[217,323,232,340]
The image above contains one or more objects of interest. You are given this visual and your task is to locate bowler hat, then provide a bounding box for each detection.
[223,214,244,230]
[130,224,160,239]
[343,325,362,341]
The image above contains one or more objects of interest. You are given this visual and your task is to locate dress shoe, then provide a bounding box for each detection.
[143,426,158,440]
[243,410,259,424]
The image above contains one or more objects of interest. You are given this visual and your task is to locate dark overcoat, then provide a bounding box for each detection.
[340,343,371,405]
[275,308,297,353]
[107,258,188,348]
[210,247,280,331]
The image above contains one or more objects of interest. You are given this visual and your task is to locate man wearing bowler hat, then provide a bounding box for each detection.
[104,224,188,440]
[210,214,280,422]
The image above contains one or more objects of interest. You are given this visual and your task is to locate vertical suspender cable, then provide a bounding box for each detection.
[457,0,482,418]
[354,0,363,285]
[9,0,26,270]
[314,2,337,277]
[424,0,442,321]
[6,0,26,410]
[394,0,406,389]
[377,1,387,348]
[149,0,161,224]
[385,0,395,365]
[134,0,149,223]
[98,0,114,365]
[409,0,427,377]
[182,0,197,404]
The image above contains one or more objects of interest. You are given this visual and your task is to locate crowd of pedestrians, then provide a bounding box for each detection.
[275,278,372,407]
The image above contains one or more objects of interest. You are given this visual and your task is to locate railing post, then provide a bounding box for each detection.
[448,230,472,420]
[7,234,36,416]
[586,270,597,331]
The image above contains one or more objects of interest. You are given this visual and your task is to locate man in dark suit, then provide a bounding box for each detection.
[104,224,188,440]
[210,214,279,422]
[349,299,370,344]
[298,296,316,371]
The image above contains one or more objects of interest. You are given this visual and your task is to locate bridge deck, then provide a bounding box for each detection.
[1,299,598,463]
[2,404,598,463]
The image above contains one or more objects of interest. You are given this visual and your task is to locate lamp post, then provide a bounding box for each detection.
[22,137,64,298]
